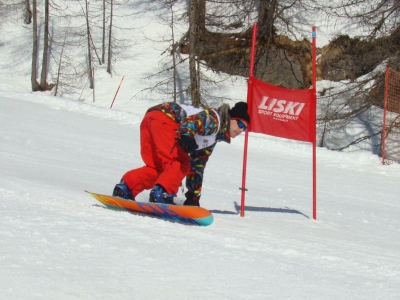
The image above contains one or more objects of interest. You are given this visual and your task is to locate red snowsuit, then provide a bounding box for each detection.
[122,110,191,196]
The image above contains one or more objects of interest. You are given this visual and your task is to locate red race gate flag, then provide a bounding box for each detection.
[248,76,316,142]
[240,24,317,220]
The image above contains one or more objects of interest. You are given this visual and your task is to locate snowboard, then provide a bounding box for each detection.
[85,191,213,226]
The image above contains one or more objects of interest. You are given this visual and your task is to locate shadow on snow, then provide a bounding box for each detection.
[209,202,309,219]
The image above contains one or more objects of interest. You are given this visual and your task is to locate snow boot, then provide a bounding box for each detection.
[183,191,200,207]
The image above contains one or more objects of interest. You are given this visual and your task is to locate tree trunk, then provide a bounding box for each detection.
[85,0,94,88]
[24,0,32,24]
[102,0,106,64]
[257,0,277,43]
[39,0,50,90]
[170,3,177,103]
[189,0,200,107]
[107,0,113,75]
[54,26,69,97]
[31,0,40,91]
[198,0,206,38]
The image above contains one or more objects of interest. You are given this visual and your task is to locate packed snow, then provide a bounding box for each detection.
[1,89,400,300]
[1,1,400,299]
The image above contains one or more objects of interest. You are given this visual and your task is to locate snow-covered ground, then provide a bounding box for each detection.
[1,1,400,299]
[1,91,400,300]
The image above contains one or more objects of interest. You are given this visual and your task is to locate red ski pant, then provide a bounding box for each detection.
[122,110,191,196]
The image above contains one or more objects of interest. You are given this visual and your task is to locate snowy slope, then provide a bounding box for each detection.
[1,1,400,299]
[1,93,399,300]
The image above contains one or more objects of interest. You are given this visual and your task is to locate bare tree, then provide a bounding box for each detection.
[84,0,94,88]
[257,0,277,43]
[24,0,32,24]
[39,0,51,90]
[137,0,186,103]
[54,23,69,97]
[198,0,205,37]
[165,0,179,102]
[29,0,53,91]
[324,0,400,38]
[315,1,400,151]
[103,0,134,76]
[102,0,106,64]
[31,0,40,91]
[107,0,113,74]
[189,0,201,107]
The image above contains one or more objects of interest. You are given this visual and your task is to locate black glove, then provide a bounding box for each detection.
[183,191,200,207]
[178,135,198,153]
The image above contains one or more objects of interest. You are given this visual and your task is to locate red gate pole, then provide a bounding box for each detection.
[312,26,317,220]
[110,76,125,109]
[240,23,258,217]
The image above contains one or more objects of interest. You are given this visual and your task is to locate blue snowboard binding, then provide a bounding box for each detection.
[112,180,135,201]
[149,185,176,205]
